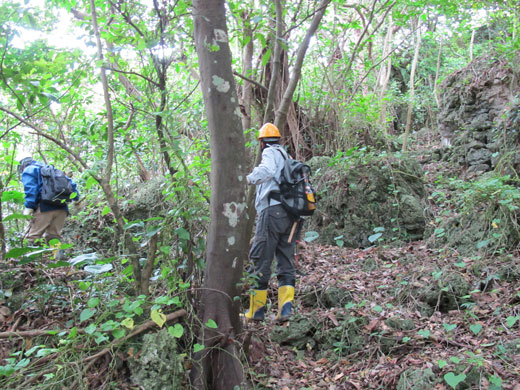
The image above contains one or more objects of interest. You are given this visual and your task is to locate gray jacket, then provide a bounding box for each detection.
[247,144,288,214]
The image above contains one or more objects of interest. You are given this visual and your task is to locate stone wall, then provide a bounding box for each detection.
[306,155,426,247]
[437,55,519,174]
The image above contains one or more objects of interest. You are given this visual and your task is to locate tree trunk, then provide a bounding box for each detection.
[401,21,422,152]
[377,17,394,134]
[274,0,331,135]
[433,40,442,108]
[240,9,254,133]
[191,1,249,388]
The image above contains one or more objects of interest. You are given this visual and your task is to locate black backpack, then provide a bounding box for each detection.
[40,165,74,206]
[270,149,317,219]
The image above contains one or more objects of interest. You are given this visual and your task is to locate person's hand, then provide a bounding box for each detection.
[23,208,34,216]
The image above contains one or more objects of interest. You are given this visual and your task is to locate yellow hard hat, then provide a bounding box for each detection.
[258,123,281,140]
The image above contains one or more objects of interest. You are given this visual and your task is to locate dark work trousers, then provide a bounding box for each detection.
[249,204,299,290]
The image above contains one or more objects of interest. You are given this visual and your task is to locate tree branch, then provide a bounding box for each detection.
[274,0,331,131]
[0,107,90,172]
[232,70,267,92]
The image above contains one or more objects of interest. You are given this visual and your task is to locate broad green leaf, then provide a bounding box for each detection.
[121,318,134,330]
[84,264,113,274]
[112,329,126,339]
[87,297,100,308]
[438,359,447,369]
[304,231,319,242]
[443,323,457,332]
[6,247,34,259]
[476,240,489,249]
[368,233,382,243]
[488,374,502,390]
[506,316,519,328]
[36,348,58,357]
[1,190,24,203]
[68,327,78,339]
[469,323,482,335]
[146,225,162,237]
[151,310,166,328]
[168,323,184,338]
[193,343,204,353]
[85,324,97,335]
[69,252,99,265]
[175,227,190,240]
[205,319,218,329]
[101,206,111,216]
[80,308,96,322]
[3,212,32,222]
[15,358,31,369]
[261,49,271,67]
[418,329,430,338]
[444,372,466,389]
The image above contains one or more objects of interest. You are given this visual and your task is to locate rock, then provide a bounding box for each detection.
[467,148,492,165]
[466,163,490,174]
[271,314,318,349]
[306,154,426,247]
[301,286,353,309]
[397,368,437,390]
[128,329,184,390]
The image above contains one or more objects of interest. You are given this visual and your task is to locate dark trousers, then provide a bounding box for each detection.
[249,204,297,290]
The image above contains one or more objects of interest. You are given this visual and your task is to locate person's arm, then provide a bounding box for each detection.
[68,177,80,201]
[247,148,277,185]
[21,165,40,209]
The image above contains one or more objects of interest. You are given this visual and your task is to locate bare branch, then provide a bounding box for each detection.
[0,107,90,172]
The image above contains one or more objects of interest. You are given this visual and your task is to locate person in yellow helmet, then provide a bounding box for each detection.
[244,123,299,322]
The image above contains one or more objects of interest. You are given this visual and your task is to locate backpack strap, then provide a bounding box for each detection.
[275,146,289,161]
[267,146,288,206]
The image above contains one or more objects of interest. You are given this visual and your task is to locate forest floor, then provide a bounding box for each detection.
[1,154,519,390]
[244,154,520,390]
[244,241,520,390]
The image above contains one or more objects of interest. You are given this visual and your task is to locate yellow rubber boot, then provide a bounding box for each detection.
[51,242,62,260]
[243,289,267,321]
[277,285,295,322]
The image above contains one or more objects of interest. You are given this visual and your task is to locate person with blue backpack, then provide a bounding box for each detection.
[244,123,304,322]
[18,156,79,247]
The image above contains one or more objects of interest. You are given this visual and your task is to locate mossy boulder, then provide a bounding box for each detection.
[415,270,472,313]
[127,329,184,389]
[306,154,426,247]
[270,314,318,349]
[397,368,437,390]
[315,314,368,357]
[300,286,353,309]
[385,317,415,331]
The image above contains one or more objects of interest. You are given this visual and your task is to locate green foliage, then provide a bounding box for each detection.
[452,175,520,253]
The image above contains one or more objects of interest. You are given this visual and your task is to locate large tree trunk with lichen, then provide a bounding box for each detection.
[191,1,249,389]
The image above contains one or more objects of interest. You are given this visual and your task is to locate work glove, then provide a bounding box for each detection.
[23,208,34,216]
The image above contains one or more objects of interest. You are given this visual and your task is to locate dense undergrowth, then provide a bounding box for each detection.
[1,133,520,389]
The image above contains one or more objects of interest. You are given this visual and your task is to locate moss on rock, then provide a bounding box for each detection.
[306,153,426,247]
[128,329,184,389]
[397,368,437,390]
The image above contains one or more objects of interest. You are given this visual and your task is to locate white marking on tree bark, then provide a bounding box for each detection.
[222,202,246,227]
[212,75,230,93]
[214,29,228,42]
[228,236,235,246]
